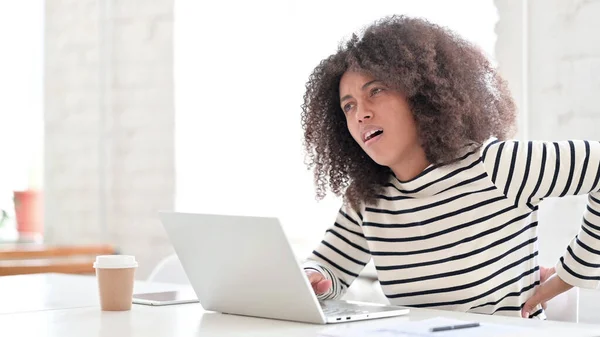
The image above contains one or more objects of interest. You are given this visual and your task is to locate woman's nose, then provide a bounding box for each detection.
[356,106,373,123]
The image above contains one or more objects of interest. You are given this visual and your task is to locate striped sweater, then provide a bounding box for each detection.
[303,139,600,319]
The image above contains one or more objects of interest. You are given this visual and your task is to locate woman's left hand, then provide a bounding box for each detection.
[521,266,573,318]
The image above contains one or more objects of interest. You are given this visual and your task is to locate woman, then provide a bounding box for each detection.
[300,15,600,319]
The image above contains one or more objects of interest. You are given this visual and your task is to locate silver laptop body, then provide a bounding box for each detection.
[158,211,410,324]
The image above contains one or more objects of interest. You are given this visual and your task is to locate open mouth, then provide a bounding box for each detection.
[364,129,383,143]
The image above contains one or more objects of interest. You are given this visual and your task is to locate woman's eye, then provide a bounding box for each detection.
[343,103,354,112]
[370,87,384,96]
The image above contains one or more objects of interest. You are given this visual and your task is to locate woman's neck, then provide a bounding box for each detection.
[389,147,431,182]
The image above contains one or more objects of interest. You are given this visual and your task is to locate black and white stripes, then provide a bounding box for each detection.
[303,139,600,319]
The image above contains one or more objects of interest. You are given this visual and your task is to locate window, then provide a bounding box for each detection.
[0,1,44,237]
[174,0,498,244]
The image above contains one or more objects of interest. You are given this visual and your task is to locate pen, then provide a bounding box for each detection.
[430,322,480,332]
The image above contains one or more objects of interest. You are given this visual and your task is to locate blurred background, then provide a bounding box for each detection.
[0,0,598,323]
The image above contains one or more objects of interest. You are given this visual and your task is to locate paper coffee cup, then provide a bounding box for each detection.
[94,255,138,311]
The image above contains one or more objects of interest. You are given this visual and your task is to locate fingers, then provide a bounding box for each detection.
[521,290,542,318]
[315,279,333,294]
[306,269,323,284]
[305,270,333,295]
[534,267,557,314]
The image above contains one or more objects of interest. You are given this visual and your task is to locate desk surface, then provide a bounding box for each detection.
[0,273,188,314]
[0,273,599,337]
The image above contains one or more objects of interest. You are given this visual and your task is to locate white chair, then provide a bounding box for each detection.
[537,196,587,323]
[146,253,191,285]
[544,286,579,322]
[343,261,388,304]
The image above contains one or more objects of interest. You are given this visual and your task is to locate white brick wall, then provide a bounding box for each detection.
[496,0,600,324]
[528,0,600,140]
[44,0,175,279]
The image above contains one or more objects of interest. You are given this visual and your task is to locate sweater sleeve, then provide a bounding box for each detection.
[481,139,600,289]
[302,202,371,300]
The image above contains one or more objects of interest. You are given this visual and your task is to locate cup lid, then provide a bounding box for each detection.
[93,255,138,269]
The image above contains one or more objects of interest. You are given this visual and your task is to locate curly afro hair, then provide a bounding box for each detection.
[301,15,517,208]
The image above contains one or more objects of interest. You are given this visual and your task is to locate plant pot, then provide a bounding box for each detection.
[14,190,43,235]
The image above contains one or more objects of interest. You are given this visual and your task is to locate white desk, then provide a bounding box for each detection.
[1,273,599,337]
[0,273,189,315]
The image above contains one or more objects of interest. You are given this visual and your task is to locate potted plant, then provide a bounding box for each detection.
[0,191,43,239]
[0,144,44,238]
[13,190,43,235]
[13,149,44,237]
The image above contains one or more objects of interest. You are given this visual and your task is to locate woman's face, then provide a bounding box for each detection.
[339,70,426,177]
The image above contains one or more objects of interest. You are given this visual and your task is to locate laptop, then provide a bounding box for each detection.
[158,211,410,324]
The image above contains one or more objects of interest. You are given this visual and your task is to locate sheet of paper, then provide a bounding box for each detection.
[318,317,532,337]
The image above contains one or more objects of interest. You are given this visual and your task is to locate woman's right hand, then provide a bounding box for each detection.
[305,269,332,295]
